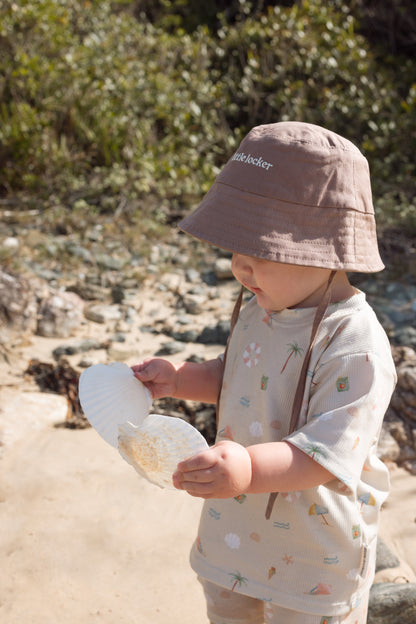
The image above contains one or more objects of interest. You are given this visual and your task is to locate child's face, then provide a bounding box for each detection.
[231,253,332,311]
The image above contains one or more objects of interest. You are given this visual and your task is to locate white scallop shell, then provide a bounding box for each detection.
[117,414,209,489]
[78,362,152,447]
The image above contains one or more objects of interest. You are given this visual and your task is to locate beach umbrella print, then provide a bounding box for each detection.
[358,492,376,510]
[309,503,330,525]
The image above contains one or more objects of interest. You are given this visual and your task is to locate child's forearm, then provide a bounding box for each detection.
[246,441,333,493]
[172,357,223,403]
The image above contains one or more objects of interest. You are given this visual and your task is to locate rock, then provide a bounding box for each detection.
[377,426,401,462]
[84,303,122,324]
[170,329,199,343]
[0,269,38,340]
[395,326,416,350]
[368,583,416,623]
[52,338,107,360]
[182,293,207,315]
[185,268,200,283]
[37,292,84,338]
[95,253,126,271]
[65,242,93,264]
[0,391,69,451]
[2,236,19,250]
[155,341,187,356]
[214,258,233,280]
[111,284,125,304]
[197,320,230,345]
[67,280,108,301]
[106,345,138,362]
[383,345,416,468]
[376,538,401,572]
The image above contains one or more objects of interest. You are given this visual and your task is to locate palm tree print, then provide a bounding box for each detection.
[228,571,248,592]
[305,443,324,461]
[281,342,304,373]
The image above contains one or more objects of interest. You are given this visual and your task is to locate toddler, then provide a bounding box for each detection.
[133,122,397,624]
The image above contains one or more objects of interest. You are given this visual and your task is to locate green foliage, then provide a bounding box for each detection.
[0,0,415,235]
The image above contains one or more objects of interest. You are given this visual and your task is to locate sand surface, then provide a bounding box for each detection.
[1,281,415,622]
[0,425,206,623]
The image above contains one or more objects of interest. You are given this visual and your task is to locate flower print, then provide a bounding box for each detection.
[243,342,261,368]
[280,342,304,373]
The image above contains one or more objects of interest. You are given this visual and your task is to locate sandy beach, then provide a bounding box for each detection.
[1,283,415,623]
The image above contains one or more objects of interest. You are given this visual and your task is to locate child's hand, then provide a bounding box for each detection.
[131,358,177,399]
[172,440,252,499]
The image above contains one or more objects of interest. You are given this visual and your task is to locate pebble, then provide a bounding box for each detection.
[84,304,123,324]
[155,340,187,356]
[197,320,230,345]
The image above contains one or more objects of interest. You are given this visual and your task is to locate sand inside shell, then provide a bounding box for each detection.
[118,431,169,477]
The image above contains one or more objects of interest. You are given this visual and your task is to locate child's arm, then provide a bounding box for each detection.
[132,356,223,403]
[172,439,333,498]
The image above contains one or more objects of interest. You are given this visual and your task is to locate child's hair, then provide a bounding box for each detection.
[179,121,384,273]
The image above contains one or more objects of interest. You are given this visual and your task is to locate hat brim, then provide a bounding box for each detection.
[179,182,385,273]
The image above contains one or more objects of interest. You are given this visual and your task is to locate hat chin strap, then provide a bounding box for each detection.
[265,269,337,519]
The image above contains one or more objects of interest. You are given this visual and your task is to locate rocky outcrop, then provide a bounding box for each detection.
[381,346,416,474]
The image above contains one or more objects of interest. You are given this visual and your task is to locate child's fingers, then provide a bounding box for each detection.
[131,360,151,375]
[132,359,157,381]
[176,449,214,473]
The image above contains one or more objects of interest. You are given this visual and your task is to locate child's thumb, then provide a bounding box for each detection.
[132,362,153,382]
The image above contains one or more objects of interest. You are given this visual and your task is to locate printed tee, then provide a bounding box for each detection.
[190,292,396,616]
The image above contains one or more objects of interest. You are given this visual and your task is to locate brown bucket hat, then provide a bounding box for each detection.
[179,121,384,273]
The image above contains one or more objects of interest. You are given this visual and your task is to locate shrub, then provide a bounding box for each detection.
[0,0,414,234]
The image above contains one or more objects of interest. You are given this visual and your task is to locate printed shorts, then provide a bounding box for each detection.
[198,578,369,624]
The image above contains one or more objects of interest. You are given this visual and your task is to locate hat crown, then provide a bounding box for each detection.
[218,122,373,216]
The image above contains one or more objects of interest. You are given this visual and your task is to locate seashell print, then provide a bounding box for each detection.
[224,532,241,549]
[249,421,263,437]
[78,362,152,447]
[117,414,208,489]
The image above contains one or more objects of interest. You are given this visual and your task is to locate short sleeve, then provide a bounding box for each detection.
[285,351,396,495]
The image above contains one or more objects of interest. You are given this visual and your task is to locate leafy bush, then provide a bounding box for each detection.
[0,0,233,210]
[0,0,415,235]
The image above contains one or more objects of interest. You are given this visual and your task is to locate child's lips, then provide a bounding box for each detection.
[244,282,262,294]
